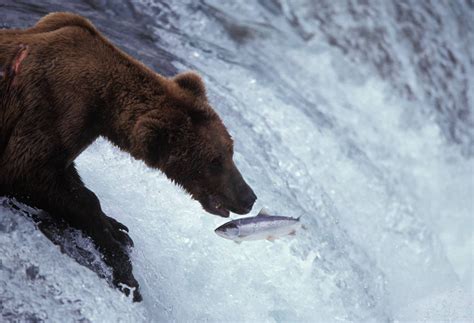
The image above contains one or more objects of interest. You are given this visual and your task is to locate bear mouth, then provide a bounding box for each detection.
[203,195,230,217]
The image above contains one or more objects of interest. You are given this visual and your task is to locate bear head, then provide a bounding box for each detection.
[132,72,257,217]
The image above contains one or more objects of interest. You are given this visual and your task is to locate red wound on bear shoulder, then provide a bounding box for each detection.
[12,44,29,75]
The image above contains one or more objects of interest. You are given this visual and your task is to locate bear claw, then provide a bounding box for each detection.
[104,215,129,232]
[113,229,134,248]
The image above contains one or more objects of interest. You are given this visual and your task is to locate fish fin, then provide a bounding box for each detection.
[258,207,271,216]
[234,241,242,244]
[266,235,276,242]
[288,230,296,236]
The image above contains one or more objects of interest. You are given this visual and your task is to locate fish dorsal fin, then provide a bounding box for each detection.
[258,207,271,217]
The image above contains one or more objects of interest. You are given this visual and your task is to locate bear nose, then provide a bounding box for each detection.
[241,187,257,211]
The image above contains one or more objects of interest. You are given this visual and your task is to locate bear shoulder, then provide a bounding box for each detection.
[32,12,98,35]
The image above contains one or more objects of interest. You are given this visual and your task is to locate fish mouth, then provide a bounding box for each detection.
[214,227,227,237]
[203,195,230,217]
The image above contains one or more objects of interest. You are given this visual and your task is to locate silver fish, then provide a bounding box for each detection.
[214,208,302,243]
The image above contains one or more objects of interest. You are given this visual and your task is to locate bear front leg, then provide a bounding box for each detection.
[13,165,142,302]
[65,165,134,247]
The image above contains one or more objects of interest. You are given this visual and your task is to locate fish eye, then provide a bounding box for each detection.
[224,223,237,231]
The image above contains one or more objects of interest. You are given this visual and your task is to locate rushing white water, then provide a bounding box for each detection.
[1,0,473,321]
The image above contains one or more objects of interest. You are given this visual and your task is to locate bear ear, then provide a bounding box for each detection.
[174,72,206,97]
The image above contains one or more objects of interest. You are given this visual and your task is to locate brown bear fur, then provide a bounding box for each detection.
[0,12,256,302]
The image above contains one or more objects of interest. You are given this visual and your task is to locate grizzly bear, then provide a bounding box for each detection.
[0,12,256,302]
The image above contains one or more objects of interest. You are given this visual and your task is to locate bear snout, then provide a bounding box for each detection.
[229,181,257,215]
[242,189,257,211]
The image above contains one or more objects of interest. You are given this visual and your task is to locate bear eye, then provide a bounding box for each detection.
[209,157,223,172]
